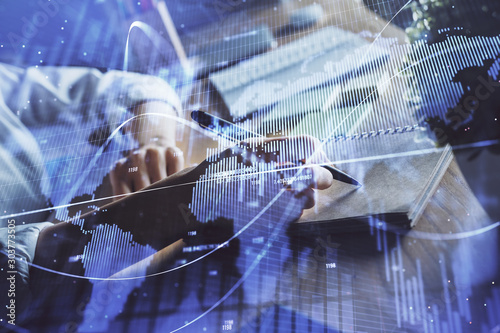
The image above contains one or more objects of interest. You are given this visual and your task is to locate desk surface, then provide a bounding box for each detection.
[170,1,499,332]
[50,1,499,331]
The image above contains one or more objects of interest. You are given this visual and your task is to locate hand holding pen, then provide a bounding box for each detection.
[191,110,361,187]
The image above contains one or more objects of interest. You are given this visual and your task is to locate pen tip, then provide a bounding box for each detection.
[350,179,362,187]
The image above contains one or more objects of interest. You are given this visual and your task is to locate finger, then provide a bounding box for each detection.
[166,147,184,176]
[128,151,151,192]
[277,168,313,196]
[297,188,316,210]
[279,187,310,221]
[284,186,315,211]
[310,165,333,190]
[145,147,167,183]
[110,160,132,199]
[280,165,332,195]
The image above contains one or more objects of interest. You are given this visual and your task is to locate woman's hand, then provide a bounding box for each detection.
[104,135,335,250]
[33,136,335,277]
[110,144,184,198]
[109,100,183,199]
[188,136,334,227]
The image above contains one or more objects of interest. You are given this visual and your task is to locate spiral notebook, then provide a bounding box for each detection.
[293,130,453,232]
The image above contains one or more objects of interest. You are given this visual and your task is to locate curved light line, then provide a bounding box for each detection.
[124,21,177,72]
[310,0,414,158]
[172,220,500,332]
[169,194,295,332]
[8,7,496,324]
[402,221,500,240]
[23,160,311,281]
[55,113,198,210]
[24,182,291,281]
[0,112,208,220]
[370,0,412,45]
[315,32,500,186]
[13,131,500,280]
[4,4,469,222]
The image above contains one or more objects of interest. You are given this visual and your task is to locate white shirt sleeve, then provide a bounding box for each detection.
[4,64,182,130]
[0,64,182,326]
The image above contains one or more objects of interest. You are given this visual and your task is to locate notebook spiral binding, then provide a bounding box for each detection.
[327,124,420,142]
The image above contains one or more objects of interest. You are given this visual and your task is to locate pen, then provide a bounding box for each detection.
[191,110,361,186]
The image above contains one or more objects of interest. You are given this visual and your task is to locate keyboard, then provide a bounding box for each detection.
[209,26,390,119]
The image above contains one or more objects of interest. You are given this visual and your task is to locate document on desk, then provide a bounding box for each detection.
[209,26,389,119]
[292,131,453,232]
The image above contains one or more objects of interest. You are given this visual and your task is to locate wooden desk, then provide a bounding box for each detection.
[171,1,499,331]
[61,1,497,331]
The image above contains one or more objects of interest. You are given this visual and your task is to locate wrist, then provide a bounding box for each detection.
[127,100,179,147]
